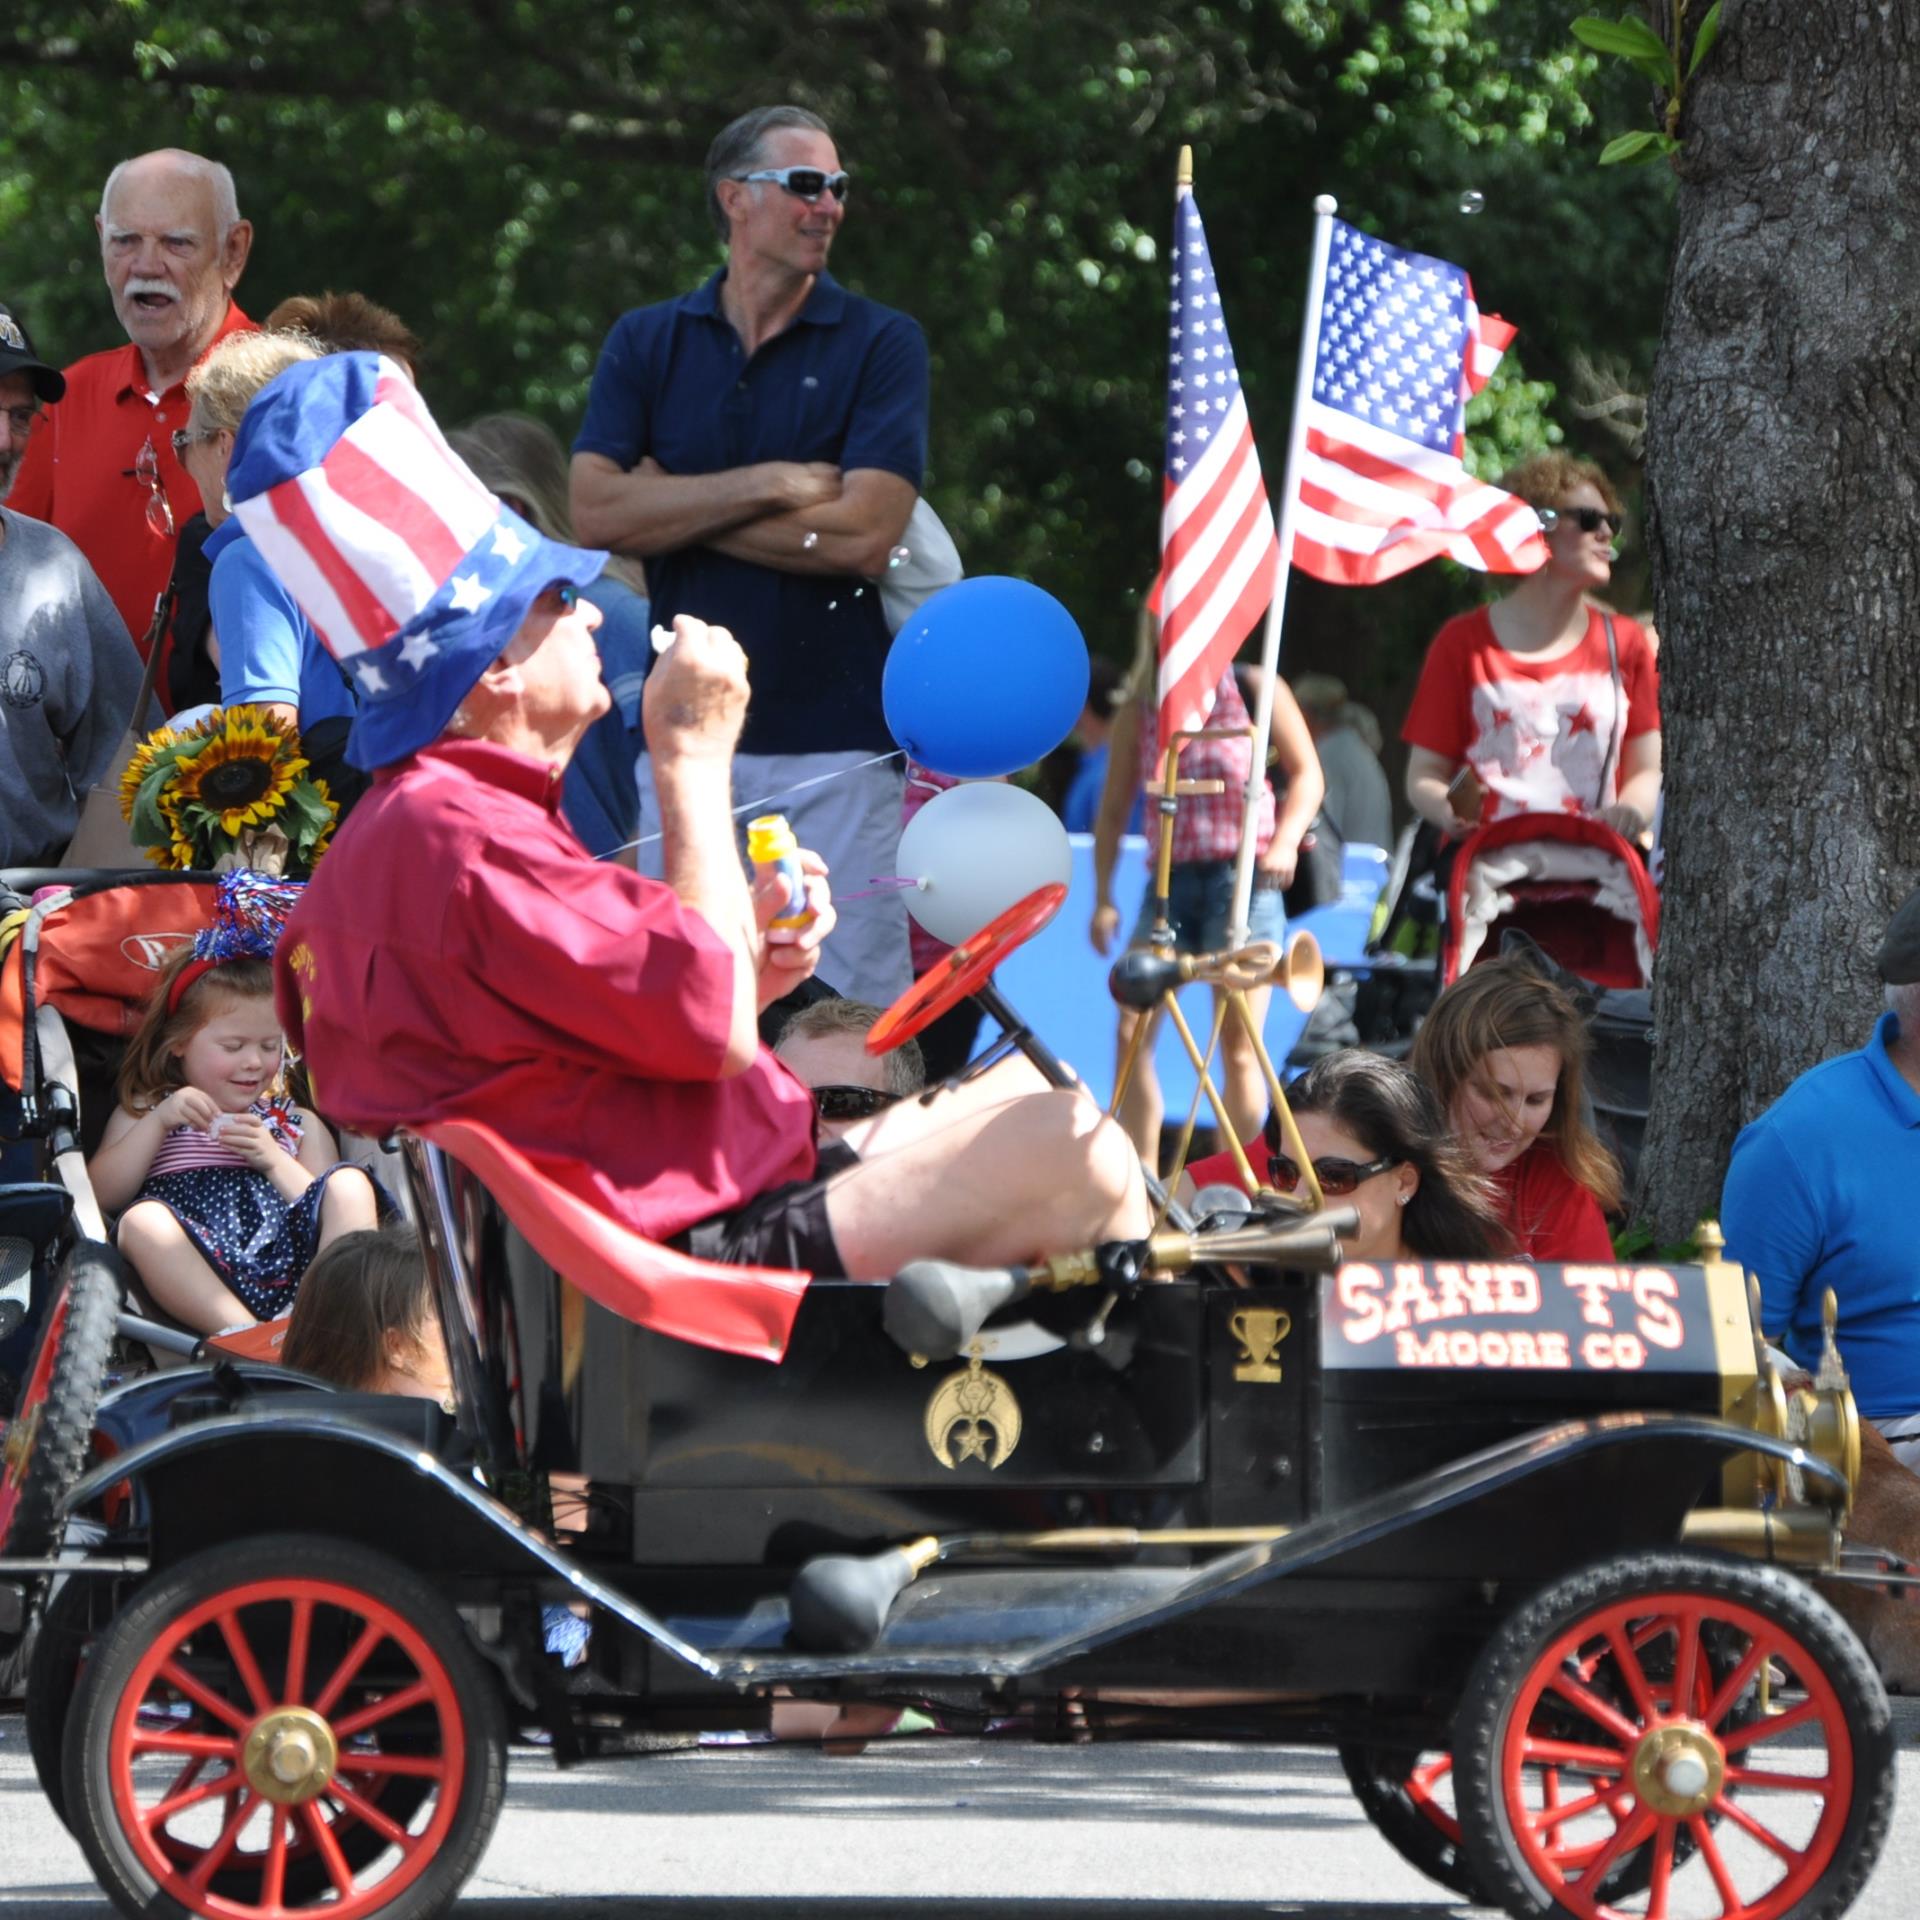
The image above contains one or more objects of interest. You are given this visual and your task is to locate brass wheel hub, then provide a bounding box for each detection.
[1630,1721,1724,1817]
[241,1706,339,1805]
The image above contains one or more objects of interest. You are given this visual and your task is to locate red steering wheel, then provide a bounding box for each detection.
[867,882,1067,1053]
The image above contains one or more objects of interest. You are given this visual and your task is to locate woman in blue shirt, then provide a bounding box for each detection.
[179,331,339,732]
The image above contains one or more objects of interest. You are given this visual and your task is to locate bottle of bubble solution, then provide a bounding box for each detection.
[746,814,815,931]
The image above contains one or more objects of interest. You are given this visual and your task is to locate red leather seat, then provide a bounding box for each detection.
[420,1116,811,1363]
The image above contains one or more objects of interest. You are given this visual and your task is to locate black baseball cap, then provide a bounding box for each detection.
[0,303,65,404]
[1877,884,1920,986]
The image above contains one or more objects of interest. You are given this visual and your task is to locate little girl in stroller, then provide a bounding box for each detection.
[87,938,379,1335]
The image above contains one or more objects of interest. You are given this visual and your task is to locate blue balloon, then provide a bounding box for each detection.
[883,577,1090,778]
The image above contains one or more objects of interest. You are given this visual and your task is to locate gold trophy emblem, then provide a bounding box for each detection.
[924,1352,1023,1469]
[1229,1307,1292,1384]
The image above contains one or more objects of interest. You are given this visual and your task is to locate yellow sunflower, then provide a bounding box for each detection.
[117,724,182,820]
[154,793,196,870]
[171,710,306,836]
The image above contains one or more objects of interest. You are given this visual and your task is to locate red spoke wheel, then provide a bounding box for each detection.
[63,1535,506,1920]
[1454,1552,1894,1920]
[0,1244,121,1653]
[867,882,1067,1052]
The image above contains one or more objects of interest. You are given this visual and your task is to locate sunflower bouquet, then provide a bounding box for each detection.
[119,706,339,877]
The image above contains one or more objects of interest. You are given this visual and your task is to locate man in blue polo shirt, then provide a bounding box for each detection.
[1722,884,1920,1461]
[571,104,926,1005]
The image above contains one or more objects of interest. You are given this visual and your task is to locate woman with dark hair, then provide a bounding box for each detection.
[1185,1050,1508,1262]
[1410,955,1621,1261]
[281,1226,452,1405]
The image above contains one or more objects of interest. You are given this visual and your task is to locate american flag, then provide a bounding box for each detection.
[1292,219,1547,585]
[1154,185,1281,746]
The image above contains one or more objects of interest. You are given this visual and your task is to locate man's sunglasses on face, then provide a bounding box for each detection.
[811,1084,894,1122]
[734,167,851,204]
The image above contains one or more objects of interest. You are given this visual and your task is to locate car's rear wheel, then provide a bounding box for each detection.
[63,1534,505,1920]
[1454,1551,1893,1920]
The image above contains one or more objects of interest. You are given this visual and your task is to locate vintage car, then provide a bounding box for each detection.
[0,869,1902,1920]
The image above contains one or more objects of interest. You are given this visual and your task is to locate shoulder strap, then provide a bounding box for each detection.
[129,582,176,736]
[1595,612,1622,810]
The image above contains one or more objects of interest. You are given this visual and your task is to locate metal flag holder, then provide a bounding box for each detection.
[1106,722,1328,1226]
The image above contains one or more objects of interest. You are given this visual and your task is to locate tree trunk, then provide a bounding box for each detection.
[1640,0,1920,1240]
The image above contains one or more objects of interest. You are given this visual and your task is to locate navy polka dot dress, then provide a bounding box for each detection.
[135,1099,356,1320]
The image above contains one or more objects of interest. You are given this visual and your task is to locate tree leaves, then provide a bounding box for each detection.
[1687,1,1723,81]
[1572,14,1675,90]
[4,2,1671,700]
[1600,129,1680,166]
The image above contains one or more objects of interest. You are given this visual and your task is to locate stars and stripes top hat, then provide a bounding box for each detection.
[225,352,607,769]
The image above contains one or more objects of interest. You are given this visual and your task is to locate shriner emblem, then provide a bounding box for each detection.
[924,1351,1022,1470]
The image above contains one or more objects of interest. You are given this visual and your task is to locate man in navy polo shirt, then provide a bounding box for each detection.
[1722,884,1920,1462]
[571,104,926,1006]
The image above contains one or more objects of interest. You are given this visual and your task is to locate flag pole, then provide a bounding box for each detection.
[1226,193,1338,948]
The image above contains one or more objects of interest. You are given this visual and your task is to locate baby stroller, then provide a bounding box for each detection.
[0,869,226,1590]
[1353,814,1658,1190]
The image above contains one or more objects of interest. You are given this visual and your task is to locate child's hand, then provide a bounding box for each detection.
[213,1112,282,1172]
[153,1087,222,1132]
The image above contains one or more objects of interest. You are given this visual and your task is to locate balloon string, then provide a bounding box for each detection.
[599,749,908,859]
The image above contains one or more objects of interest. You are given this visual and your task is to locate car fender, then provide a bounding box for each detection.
[62,1411,722,1678]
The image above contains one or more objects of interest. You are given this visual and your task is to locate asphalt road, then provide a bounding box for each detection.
[4,1713,1919,1918]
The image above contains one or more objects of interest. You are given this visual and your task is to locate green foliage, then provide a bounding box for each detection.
[3,2,1672,705]
[1575,1,1720,163]
[1611,1218,1705,1264]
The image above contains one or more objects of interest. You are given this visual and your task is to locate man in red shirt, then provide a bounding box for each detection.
[239,355,1147,1360]
[9,148,255,653]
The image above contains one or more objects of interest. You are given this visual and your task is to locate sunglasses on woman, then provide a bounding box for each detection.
[1267,1152,1400,1197]
[1539,505,1624,537]
[734,166,851,203]
[812,1084,895,1122]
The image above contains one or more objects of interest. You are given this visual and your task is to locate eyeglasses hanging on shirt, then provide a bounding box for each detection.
[124,433,175,540]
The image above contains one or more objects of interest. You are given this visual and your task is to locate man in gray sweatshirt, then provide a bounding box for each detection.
[0,301,142,868]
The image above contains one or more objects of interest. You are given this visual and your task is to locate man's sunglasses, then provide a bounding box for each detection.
[1539,505,1624,537]
[734,166,851,203]
[1267,1152,1400,1197]
[812,1084,895,1122]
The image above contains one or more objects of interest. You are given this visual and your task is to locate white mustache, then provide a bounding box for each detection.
[124,277,180,303]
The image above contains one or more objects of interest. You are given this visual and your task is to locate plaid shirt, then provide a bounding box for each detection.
[1135,668,1275,864]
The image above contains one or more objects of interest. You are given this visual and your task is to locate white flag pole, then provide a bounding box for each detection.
[1226,193,1338,948]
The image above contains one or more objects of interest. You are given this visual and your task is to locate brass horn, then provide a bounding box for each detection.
[1273,929,1323,1014]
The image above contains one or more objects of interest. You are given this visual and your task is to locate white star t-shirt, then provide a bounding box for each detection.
[1401,605,1659,825]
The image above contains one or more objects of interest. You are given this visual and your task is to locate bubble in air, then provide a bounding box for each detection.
[852,586,865,599]
[827,599,838,610]
[887,545,911,569]
[802,530,820,551]
[1457,190,1485,215]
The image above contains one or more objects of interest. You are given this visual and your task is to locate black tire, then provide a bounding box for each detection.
[25,1571,111,1831]
[1340,1742,1486,1899]
[0,1243,122,1567]
[63,1534,507,1920]
[1454,1551,1895,1920]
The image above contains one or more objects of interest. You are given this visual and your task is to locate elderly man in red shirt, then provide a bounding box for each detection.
[10,148,254,653]
[235,354,1147,1361]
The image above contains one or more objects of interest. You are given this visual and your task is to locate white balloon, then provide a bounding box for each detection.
[897,782,1071,946]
